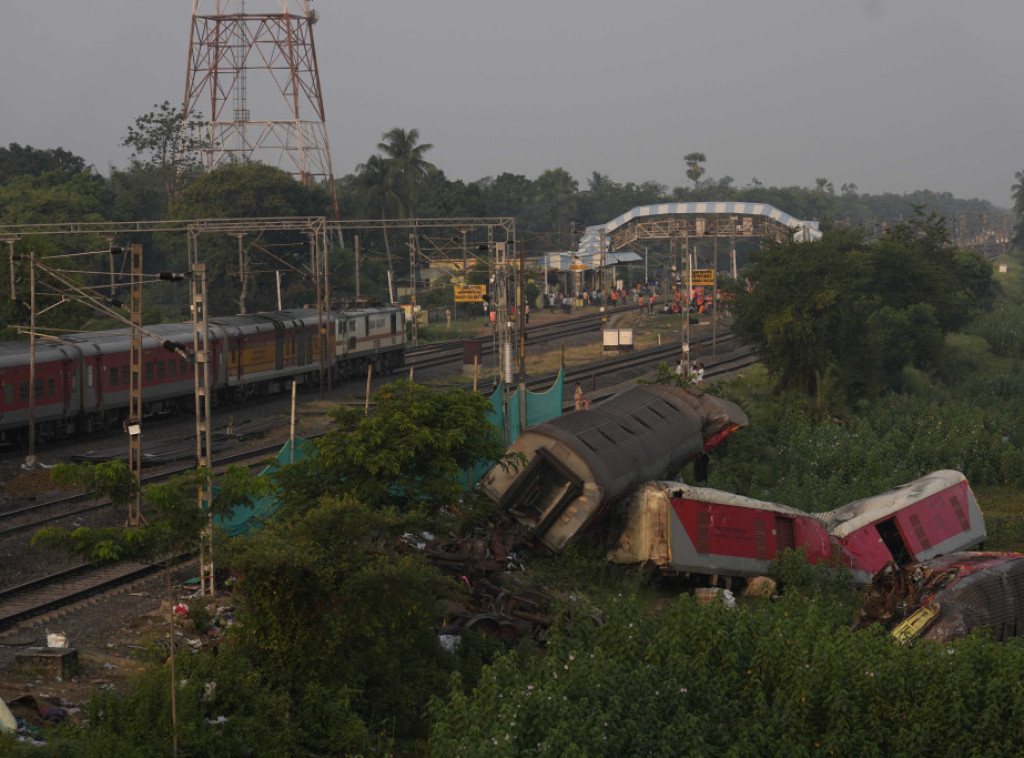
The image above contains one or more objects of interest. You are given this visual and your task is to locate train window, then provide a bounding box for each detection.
[391,312,397,333]
[180,359,189,374]
[145,363,153,382]
[19,381,28,402]
[86,366,93,388]
[35,378,44,397]
[110,366,118,387]
[168,359,177,377]
[47,377,55,397]
[157,361,165,379]
[3,383,12,405]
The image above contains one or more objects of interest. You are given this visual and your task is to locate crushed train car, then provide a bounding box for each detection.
[607,481,832,583]
[819,470,986,585]
[479,384,748,553]
[854,552,1024,644]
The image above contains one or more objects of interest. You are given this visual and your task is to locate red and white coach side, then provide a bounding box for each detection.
[607,481,832,582]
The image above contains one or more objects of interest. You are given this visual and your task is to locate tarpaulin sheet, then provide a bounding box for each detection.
[213,437,312,537]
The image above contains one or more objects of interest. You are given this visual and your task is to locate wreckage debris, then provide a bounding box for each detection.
[854,552,1024,644]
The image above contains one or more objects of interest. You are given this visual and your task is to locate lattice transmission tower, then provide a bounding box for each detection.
[179,0,338,212]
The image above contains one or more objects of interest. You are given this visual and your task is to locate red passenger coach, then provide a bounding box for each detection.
[821,470,986,585]
[608,481,832,583]
[0,340,81,441]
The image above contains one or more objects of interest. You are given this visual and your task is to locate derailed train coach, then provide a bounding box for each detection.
[819,470,986,585]
[605,470,986,588]
[607,481,832,580]
[479,384,748,553]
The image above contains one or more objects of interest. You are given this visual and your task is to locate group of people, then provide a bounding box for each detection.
[545,287,637,312]
[675,359,705,385]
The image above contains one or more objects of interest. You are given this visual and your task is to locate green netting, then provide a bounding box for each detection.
[212,371,565,535]
[213,436,312,537]
[467,366,565,486]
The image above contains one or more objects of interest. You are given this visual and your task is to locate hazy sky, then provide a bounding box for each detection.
[3,1,1021,208]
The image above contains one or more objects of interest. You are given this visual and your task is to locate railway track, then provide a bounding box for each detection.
[406,306,633,372]
[0,561,167,632]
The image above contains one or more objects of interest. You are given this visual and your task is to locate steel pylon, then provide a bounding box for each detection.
[180,1,338,211]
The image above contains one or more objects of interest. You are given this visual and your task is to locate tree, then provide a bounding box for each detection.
[274,380,515,517]
[351,128,436,301]
[0,143,88,184]
[684,151,707,189]
[32,461,265,757]
[226,495,462,752]
[171,163,331,313]
[1012,170,1024,251]
[376,126,436,217]
[531,168,579,246]
[355,153,403,299]
[731,215,995,405]
[121,101,206,210]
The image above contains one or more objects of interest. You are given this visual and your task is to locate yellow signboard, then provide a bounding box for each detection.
[454,285,487,303]
[690,269,715,286]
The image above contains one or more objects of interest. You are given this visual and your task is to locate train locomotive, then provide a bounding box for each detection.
[0,304,406,447]
[479,384,749,553]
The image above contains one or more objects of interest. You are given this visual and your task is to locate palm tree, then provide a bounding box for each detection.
[1013,171,1024,251]
[355,154,403,301]
[684,152,707,192]
[376,127,435,217]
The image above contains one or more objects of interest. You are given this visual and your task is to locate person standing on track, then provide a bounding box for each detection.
[574,382,584,411]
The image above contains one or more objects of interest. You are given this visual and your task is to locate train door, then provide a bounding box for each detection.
[274,323,285,371]
[63,359,79,417]
[876,518,911,565]
[775,516,795,552]
[297,327,307,365]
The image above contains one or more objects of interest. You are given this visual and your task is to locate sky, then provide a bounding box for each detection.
[3,1,1021,208]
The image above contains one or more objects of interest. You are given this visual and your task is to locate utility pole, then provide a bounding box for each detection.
[192,262,215,596]
[27,253,36,467]
[235,233,247,314]
[517,239,527,434]
[4,237,16,300]
[126,244,144,526]
[354,234,360,301]
[409,233,418,347]
[684,241,692,371]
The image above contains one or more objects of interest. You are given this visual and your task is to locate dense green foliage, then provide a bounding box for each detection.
[428,588,1024,757]
[731,213,995,405]
[275,379,514,518]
